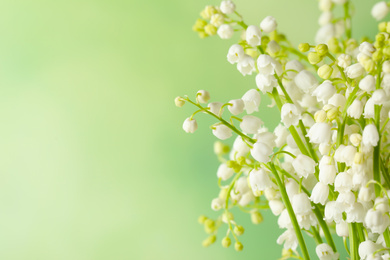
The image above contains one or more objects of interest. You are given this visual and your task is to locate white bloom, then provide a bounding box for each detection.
[307,122,332,144]
[277,229,298,250]
[294,70,318,93]
[383,61,390,74]
[346,202,365,223]
[316,243,339,260]
[297,211,317,230]
[336,191,355,211]
[227,44,244,64]
[260,16,277,33]
[278,209,292,229]
[310,182,329,205]
[217,24,234,39]
[211,197,223,211]
[364,98,375,119]
[254,131,276,148]
[233,136,250,156]
[319,11,332,26]
[319,143,331,156]
[251,142,272,163]
[240,115,263,134]
[281,103,301,127]
[217,163,234,180]
[196,90,210,103]
[341,145,357,166]
[238,191,254,206]
[319,165,337,185]
[256,73,277,93]
[359,75,376,92]
[336,221,349,237]
[365,208,390,234]
[227,99,244,115]
[371,1,390,21]
[319,0,332,12]
[207,102,223,115]
[315,24,335,44]
[328,93,346,110]
[292,193,312,215]
[210,13,224,27]
[312,80,336,103]
[235,176,250,194]
[347,100,363,119]
[350,133,362,147]
[292,154,316,179]
[212,125,232,140]
[237,54,255,76]
[269,199,285,216]
[337,54,352,69]
[250,168,273,195]
[285,60,304,79]
[345,63,365,79]
[246,25,262,47]
[359,240,383,259]
[274,124,289,147]
[362,124,379,147]
[372,89,387,105]
[257,54,281,75]
[242,89,261,114]
[334,171,353,193]
[359,42,376,57]
[324,201,343,223]
[285,179,299,198]
[375,197,390,213]
[267,40,280,55]
[183,118,198,133]
[358,185,375,202]
[220,0,236,14]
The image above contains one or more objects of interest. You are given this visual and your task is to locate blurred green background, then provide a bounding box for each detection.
[0,0,379,259]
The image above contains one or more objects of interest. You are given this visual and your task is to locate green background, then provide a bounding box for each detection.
[0,0,378,259]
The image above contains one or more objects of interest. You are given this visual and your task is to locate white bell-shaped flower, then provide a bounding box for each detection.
[364,98,375,119]
[347,99,364,119]
[277,229,298,250]
[316,243,339,260]
[318,11,332,26]
[278,209,292,229]
[346,202,365,223]
[336,190,356,212]
[233,136,250,156]
[294,70,318,93]
[285,60,304,79]
[324,201,343,223]
[359,240,383,259]
[285,179,299,198]
[183,117,198,133]
[358,185,375,202]
[211,197,224,211]
[341,145,357,166]
[274,124,289,148]
[375,197,390,214]
[260,16,277,33]
[240,115,263,134]
[217,24,234,39]
[292,154,317,179]
[372,89,387,105]
[315,24,335,44]
[359,42,376,57]
[227,44,244,64]
[328,93,346,110]
[217,163,234,180]
[365,208,390,234]
[334,171,353,193]
[227,99,244,115]
[292,193,312,215]
[307,122,332,144]
[220,0,236,14]
[208,102,223,115]
[249,168,273,195]
[319,165,337,185]
[269,199,285,216]
[212,124,232,140]
[345,63,365,79]
[237,54,255,76]
[251,141,272,163]
[254,131,276,148]
[337,54,352,69]
[256,73,277,94]
[238,191,254,206]
[312,80,336,103]
[257,54,281,75]
[246,25,262,47]
[196,90,210,103]
[310,182,329,205]
[336,221,349,237]
[371,1,390,21]
[359,75,376,92]
[242,89,261,114]
[281,103,301,127]
[362,124,379,147]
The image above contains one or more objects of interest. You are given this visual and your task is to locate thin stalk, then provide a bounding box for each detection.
[384,229,390,248]
[348,223,359,260]
[269,163,310,260]
[374,105,382,197]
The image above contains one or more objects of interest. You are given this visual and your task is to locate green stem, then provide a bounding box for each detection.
[269,163,310,260]
[348,223,358,260]
[344,1,352,39]
[384,229,390,248]
[374,105,382,197]
[312,226,323,245]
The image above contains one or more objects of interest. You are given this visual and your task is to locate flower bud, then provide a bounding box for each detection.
[347,100,363,119]
[234,241,244,251]
[234,225,245,236]
[246,25,262,47]
[327,107,339,121]
[362,124,379,147]
[260,16,277,33]
[354,152,363,165]
[221,236,231,248]
[222,212,234,223]
[362,59,375,73]
[210,14,224,27]
[204,24,217,36]
[211,197,223,211]
[196,90,210,103]
[337,54,351,68]
[315,110,327,123]
[251,211,263,224]
[183,118,198,133]
[299,43,310,52]
[217,24,234,39]
[350,133,362,147]
[371,1,390,21]
[308,51,322,64]
[202,235,217,247]
[345,63,365,79]
[372,50,383,61]
[200,5,217,20]
[318,64,333,79]
[220,1,236,14]
[240,115,263,134]
[359,75,376,92]
[198,215,207,224]
[379,21,388,32]
[315,44,328,56]
[175,96,185,107]
[384,46,390,58]
[328,37,341,53]
[372,89,387,105]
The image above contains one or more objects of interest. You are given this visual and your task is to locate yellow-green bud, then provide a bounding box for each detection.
[308,52,322,64]
[200,6,218,20]
[198,31,208,39]
[269,31,283,42]
[204,24,217,36]
[214,141,229,155]
[384,46,390,58]
[282,249,294,257]
[323,104,335,112]
[250,211,264,224]
[317,64,333,79]
[192,18,207,32]
[175,96,185,107]
[328,37,341,53]
[327,107,339,121]
[204,222,216,234]
[379,22,388,32]
[222,236,231,248]
[354,152,363,165]
[386,23,390,34]
[362,59,375,73]
[202,235,217,247]
[346,39,358,52]
[314,110,327,123]
[226,160,241,172]
[261,36,270,46]
[219,187,229,200]
[198,215,208,224]
[315,44,328,56]
[234,225,245,236]
[237,156,247,166]
[298,43,310,52]
[234,241,244,251]
[372,50,383,62]
[376,33,386,44]
[222,211,234,223]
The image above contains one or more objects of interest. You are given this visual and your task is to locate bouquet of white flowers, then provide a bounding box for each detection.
[176,1,390,259]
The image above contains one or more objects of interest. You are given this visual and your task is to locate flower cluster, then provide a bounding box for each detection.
[178,1,390,259]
